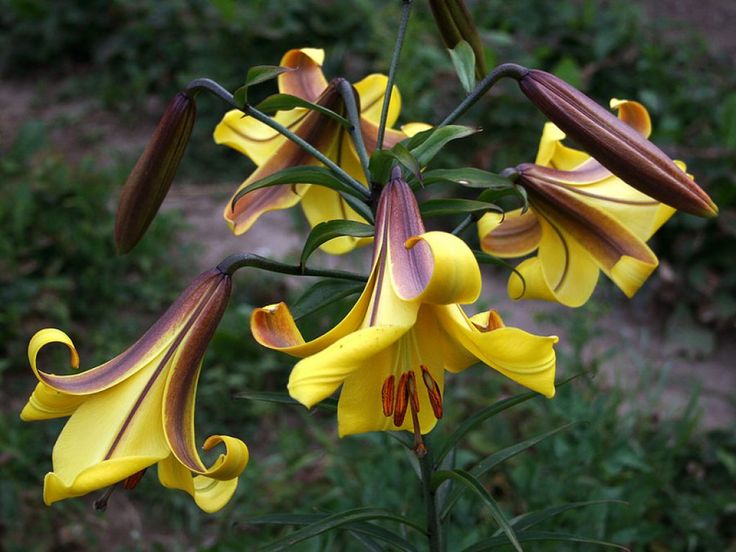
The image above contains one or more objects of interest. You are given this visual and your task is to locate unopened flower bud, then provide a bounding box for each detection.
[429,0,487,78]
[115,92,196,253]
[516,69,718,218]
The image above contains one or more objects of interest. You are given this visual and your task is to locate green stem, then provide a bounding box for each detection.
[438,63,528,126]
[376,0,413,150]
[451,214,474,236]
[185,78,371,202]
[217,253,367,282]
[336,78,371,183]
[419,449,443,552]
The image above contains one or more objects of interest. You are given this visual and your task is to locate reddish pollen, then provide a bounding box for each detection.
[381,375,395,416]
[420,365,443,419]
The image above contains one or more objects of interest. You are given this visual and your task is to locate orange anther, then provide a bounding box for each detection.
[381,375,395,417]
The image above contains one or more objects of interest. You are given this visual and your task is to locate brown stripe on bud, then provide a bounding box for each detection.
[420,365,443,419]
[115,92,196,254]
[393,372,410,427]
[516,70,717,218]
[381,375,396,417]
[122,469,147,490]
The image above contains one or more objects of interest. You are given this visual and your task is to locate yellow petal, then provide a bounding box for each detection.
[20,382,85,421]
[534,123,589,169]
[288,326,407,409]
[353,74,401,127]
[437,305,557,397]
[213,109,303,167]
[404,231,481,305]
[336,312,445,436]
[44,456,161,505]
[279,48,328,102]
[158,453,241,514]
[401,122,433,138]
[251,270,375,357]
[478,209,542,258]
[49,353,170,489]
[610,98,651,138]
[532,188,659,302]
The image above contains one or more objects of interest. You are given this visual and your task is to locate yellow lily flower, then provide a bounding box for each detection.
[214,48,429,255]
[20,268,249,513]
[478,99,681,307]
[251,170,557,438]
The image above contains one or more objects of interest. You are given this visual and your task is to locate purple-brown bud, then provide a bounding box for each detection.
[115,92,196,253]
[429,0,487,78]
[516,69,718,218]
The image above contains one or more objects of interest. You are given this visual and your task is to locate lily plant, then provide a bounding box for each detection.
[20,0,718,550]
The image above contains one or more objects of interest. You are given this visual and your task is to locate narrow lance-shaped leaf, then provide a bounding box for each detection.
[420,198,502,218]
[422,168,516,189]
[461,531,629,552]
[233,391,338,412]
[231,166,369,210]
[233,65,292,107]
[441,424,573,519]
[432,469,521,552]
[406,125,480,166]
[290,279,364,320]
[256,93,351,127]
[449,40,477,93]
[500,500,625,535]
[250,507,426,552]
[300,220,375,267]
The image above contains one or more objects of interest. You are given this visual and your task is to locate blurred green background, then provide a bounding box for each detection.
[1,1,734,550]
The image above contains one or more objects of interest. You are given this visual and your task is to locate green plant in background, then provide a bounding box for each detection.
[2,1,734,551]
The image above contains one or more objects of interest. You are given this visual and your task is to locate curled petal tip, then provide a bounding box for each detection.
[115,92,196,253]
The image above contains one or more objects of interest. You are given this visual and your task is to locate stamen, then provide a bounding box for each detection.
[406,371,420,413]
[420,365,443,419]
[93,484,117,512]
[123,469,147,490]
[393,372,410,427]
[381,375,395,416]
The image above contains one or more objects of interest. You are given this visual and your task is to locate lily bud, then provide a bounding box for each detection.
[115,92,196,253]
[429,0,487,78]
[516,69,718,218]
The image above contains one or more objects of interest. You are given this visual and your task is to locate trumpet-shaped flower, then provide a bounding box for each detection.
[251,170,557,437]
[20,269,248,513]
[214,48,429,254]
[479,99,681,307]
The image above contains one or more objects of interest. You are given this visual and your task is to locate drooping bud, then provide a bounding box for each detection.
[115,92,196,253]
[429,0,487,78]
[515,69,718,218]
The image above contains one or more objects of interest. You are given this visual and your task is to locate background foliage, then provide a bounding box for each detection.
[1,1,733,550]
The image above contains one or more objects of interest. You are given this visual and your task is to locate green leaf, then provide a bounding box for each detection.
[448,40,477,93]
[389,142,423,182]
[300,220,374,266]
[432,470,521,552]
[247,513,418,552]
[249,508,426,551]
[405,125,479,166]
[420,198,502,218]
[233,391,338,412]
[441,425,573,518]
[231,166,369,210]
[502,500,625,534]
[433,373,583,464]
[369,149,396,185]
[477,186,528,211]
[422,168,514,189]
[461,531,628,551]
[256,93,350,127]
[233,65,291,107]
[291,278,364,320]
